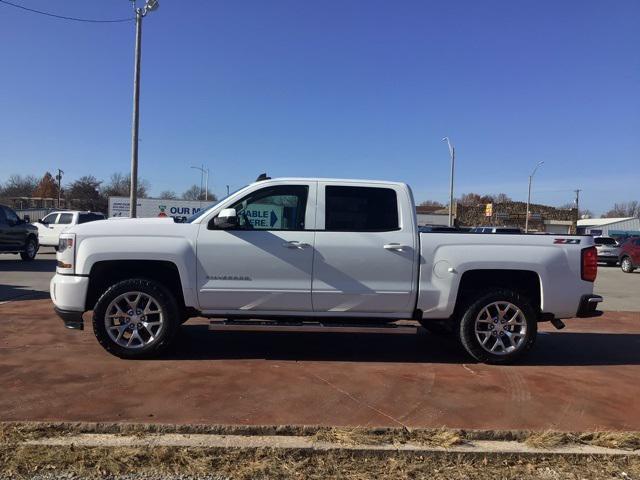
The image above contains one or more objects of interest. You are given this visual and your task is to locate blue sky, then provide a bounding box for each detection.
[0,0,638,214]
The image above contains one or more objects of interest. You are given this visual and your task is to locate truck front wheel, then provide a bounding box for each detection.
[92,279,179,359]
[459,289,537,365]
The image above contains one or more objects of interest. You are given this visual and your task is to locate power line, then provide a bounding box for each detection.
[0,0,134,23]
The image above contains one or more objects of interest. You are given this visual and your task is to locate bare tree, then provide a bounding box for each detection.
[0,174,39,198]
[419,200,444,208]
[493,193,512,203]
[182,184,217,202]
[101,173,149,199]
[66,176,106,212]
[458,193,494,206]
[603,201,640,218]
[159,190,177,200]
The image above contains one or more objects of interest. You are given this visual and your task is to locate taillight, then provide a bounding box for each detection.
[581,246,597,282]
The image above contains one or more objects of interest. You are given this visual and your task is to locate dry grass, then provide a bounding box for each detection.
[1,444,639,480]
[525,430,579,449]
[581,432,640,451]
[311,427,465,448]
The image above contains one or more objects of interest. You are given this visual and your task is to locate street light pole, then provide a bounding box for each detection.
[525,161,544,233]
[191,165,210,201]
[128,0,159,218]
[442,137,455,227]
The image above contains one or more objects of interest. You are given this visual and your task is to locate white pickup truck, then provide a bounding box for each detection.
[50,177,602,364]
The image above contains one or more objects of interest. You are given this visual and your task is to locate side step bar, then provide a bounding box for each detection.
[209,319,418,334]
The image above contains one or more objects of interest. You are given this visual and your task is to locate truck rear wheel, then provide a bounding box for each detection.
[92,279,179,359]
[459,289,537,365]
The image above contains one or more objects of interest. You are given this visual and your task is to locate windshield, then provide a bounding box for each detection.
[185,186,247,223]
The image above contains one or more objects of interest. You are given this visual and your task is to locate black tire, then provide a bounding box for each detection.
[92,278,180,359]
[621,256,636,273]
[459,289,537,365]
[20,236,38,261]
[418,319,456,335]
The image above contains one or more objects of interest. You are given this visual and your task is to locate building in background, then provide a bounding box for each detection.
[577,217,640,239]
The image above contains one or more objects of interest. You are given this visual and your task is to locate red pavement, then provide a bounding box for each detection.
[1,299,639,431]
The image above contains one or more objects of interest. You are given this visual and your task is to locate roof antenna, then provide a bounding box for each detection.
[256,173,271,181]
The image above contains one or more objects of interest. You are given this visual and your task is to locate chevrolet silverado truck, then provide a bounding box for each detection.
[50,177,603,364]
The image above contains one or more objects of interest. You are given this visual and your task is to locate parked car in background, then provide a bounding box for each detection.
[593,236,620,266]
[0,204,39,261]
[618,237,640,273]
[470,226,523,234]
[34,211,106,249]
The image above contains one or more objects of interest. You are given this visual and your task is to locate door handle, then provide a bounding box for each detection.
[384,243,407,251]
[282,241,310,249]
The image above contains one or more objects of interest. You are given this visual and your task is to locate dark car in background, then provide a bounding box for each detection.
[0,204,39,261]
[619,237,640,273]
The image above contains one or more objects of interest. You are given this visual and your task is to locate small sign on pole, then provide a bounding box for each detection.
[485,203,493,217]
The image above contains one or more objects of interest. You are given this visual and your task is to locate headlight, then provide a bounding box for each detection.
[58,236,74,252]
[57,233,76,273]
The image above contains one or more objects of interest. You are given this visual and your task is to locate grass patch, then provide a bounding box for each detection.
[312,427,465,448]
[1,445,639,480]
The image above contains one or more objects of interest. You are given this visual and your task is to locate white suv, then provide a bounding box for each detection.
[34,211,105,248]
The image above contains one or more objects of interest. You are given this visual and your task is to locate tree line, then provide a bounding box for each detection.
[420,192,638,219]
[0,172,217,213]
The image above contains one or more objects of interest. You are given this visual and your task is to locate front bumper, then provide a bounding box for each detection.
[50,274,88,329]
[576,294,604,318]
[54,307,84,330]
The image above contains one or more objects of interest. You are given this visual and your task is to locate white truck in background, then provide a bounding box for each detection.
[50,176,602,364]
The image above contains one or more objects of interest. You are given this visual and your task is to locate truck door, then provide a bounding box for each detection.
[0,207,9,251]
[38,213,59,246]
[1,206,25,250]
[196,182,317,312]
[312,183,418,314]
[50,212,74,242]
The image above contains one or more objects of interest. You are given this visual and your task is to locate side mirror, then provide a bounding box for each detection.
[211,208,238,229]
[23,215,30,223]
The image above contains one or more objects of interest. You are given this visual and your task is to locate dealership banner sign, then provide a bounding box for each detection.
[108,197,209,222]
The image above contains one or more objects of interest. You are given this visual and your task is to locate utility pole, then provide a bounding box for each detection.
[442,137,455,227]
[574,189,581,215]
[56,169,63,209]
[128,0,159,218]
[525,161,545,233]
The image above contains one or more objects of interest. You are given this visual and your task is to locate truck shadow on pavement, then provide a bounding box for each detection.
[0,259,57,273]
[0,285,50,302]
[165,325,640,367]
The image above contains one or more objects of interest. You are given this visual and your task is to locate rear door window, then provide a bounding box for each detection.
[325,186,399,232]
[78,213,105,224]
[57,213,73,225]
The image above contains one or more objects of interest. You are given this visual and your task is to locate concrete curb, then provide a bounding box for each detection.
[15,433,640,457]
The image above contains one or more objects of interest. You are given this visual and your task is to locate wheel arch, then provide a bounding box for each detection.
[85,260,186,312]
[453,269,542,318]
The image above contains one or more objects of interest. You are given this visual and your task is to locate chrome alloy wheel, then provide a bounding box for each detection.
[622,257,634,273]
[104,291,164,349]
[474,301,528,356]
